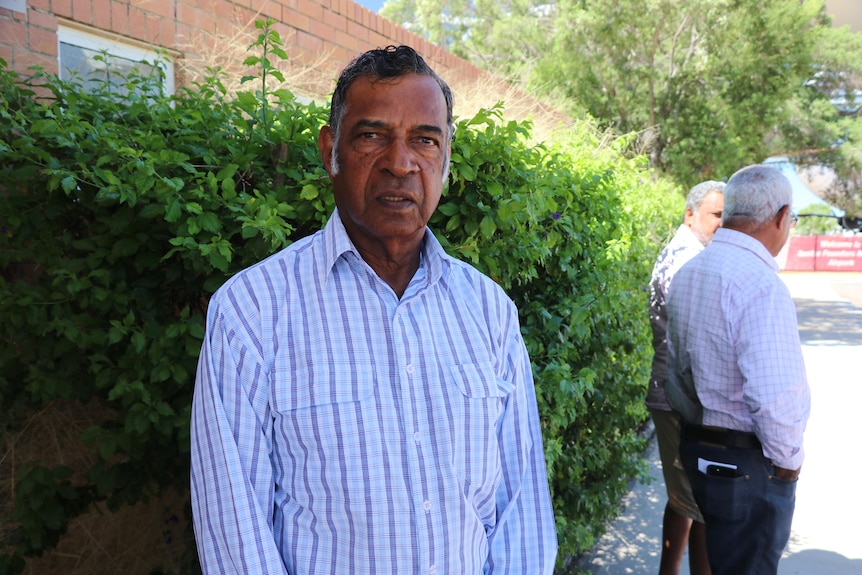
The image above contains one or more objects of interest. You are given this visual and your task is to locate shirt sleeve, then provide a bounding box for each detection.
[734,281,810,470]
[484,305,558,575]
[190,293,289,574]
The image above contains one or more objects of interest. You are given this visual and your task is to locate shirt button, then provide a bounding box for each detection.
[406,364,415,374]
[423,500,432,511]
[428,566,437,575]
[413,431,422,444]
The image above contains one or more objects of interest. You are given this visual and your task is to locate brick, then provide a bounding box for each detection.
[282,7,308,31]
[174,21,191,46]
[29,25,57,55]
[145,12,162,43]
[214,16,235,37]
[334,28,357,53]
[27,7,57,29]
[211,0,233,21]
[243,6,264,27]
[147,0,175,19]
[196,7,215,34]
[296,0,322,21]
[369,31,388,49]
[0,43,12,63]
[159,16,175,46]
[296,28,322,53]
[323,8,346,32]
[20,50,57,73]
[111,2,129,35]
[71,0,91,24]
[29,0,50,11]
[256,3,280,21]
[91,0,111,31]
[175,1,194,25]
[0,19,27,47]
[307,17,332,42]
[129,6,146,41]
[346,19,367,44]
[52,0,72,18]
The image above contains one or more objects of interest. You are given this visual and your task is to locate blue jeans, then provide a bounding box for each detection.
[680,438,797,575]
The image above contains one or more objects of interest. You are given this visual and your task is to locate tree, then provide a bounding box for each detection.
[533,0,823,186]
[794,203,842,235]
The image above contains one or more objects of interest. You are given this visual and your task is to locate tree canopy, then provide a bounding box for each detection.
[381,0,862,216]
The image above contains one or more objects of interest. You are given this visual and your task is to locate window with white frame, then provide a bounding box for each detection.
[57,26,174,97]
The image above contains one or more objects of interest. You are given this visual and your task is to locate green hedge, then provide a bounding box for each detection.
[0,24,681,573]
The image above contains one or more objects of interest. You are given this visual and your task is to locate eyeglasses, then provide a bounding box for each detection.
[779,205,798,227]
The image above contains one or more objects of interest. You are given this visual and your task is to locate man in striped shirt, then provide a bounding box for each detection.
[666,164,810,575]
[190,45,558,575]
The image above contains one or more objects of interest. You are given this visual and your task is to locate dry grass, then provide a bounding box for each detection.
[0,400,190,574]
[171,6,571,139]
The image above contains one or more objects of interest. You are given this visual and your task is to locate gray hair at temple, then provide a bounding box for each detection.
[685,180,725,212]
[327,45,454,177]
[722,165,792,228]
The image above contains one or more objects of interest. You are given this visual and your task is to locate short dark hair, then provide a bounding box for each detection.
[328,45,454,141]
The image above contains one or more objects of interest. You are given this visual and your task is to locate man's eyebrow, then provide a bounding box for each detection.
[354,119,388,131]
[353,119,445,136]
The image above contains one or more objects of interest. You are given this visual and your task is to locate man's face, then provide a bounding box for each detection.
[685,191,724,246]
[318,73,450,253]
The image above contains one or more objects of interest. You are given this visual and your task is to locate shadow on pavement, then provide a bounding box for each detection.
[793,298,862,345]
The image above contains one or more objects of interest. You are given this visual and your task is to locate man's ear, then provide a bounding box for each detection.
[683,206,695,226]
[318,126,334,175]
[776,204,790,230]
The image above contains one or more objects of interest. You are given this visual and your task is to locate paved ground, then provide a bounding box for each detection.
[574,271,862,575]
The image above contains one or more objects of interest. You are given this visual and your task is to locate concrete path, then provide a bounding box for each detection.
[574,272,862,575]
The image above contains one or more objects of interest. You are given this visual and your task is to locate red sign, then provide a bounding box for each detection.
[783,235,862,271]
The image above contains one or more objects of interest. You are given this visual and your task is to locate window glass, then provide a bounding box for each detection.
[57,27,174,96]
[0,0,26,14]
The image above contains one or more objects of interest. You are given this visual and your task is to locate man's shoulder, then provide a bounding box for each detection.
[445,254,507,291]
[217,232,321,294]
[653,227,702,280]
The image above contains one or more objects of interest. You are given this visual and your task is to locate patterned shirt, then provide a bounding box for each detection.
[646,224,705,410]
[190,210,558,575]
[666,228,810,470]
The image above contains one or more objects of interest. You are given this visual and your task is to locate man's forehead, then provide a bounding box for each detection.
[342,74,447,125]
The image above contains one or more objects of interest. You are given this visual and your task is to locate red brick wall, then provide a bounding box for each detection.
[0,0,489,97]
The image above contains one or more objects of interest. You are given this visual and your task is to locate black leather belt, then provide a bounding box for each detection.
[682,424,762,450]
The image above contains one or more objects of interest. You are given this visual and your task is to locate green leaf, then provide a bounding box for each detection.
[61,175,76,192]
[300,184,319,200]
[479,214,497,239]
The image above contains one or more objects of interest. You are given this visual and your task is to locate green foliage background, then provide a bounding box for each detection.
[794,202,842,235]
[0,24,681,572]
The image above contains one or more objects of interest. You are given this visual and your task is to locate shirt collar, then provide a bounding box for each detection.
[712,227,780,271]
[321,208,450,286]
[675,224,706,252]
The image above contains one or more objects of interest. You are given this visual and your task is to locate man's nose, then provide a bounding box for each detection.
[381,138,419,177]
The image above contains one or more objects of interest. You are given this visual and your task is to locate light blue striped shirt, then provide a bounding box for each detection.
[191,210,558,574]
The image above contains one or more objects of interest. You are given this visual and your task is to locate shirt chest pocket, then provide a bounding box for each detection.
[270,363,376,413]
[450,362,516,399]
[449,362,517,437]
